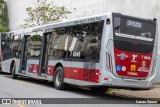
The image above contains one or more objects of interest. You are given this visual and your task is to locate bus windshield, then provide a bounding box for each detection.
[113,17,156,46]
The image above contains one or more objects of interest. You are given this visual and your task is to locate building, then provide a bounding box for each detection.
[5,0,160,83]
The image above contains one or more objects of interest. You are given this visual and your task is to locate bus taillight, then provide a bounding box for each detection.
[151,59,156,75]
[106,52,111,71]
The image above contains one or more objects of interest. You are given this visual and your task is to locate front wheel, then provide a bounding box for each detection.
[12,63,17,79]
[54,66,66,90]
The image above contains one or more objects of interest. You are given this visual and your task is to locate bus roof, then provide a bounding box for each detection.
[8,12,156,34]
[32,12,155,32]
[32,12,112,32]
[8,26,42,35]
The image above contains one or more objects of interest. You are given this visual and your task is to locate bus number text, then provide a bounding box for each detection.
[70,51,81,58]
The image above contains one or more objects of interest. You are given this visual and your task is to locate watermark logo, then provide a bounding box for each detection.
[2,99,11,104]
[1,99,42,104]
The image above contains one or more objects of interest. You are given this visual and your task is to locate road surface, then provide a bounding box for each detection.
[0,72,159,107]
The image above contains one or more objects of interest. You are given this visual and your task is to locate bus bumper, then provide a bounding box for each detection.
[102,74,155,89]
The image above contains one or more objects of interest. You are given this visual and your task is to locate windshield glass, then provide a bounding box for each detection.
[113,17,156,46]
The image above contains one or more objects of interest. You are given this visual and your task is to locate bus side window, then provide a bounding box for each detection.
[68,21,103,62]
[2,33,14,60]
[12,34,23,57]
[48,21,103,62]
[49,27,69,59]
[68,23,92,61]
[27,35,42,58]
[12,43,22,57]
[88,22,103,60]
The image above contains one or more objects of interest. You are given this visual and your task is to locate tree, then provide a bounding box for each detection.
[20,0,71,28]
[0,0,9,32]
[31,35,42,41]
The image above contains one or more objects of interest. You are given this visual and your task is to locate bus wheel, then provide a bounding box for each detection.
[54,66,66,90]
[12,63,17,79]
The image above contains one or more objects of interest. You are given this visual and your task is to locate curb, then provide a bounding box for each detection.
[109,89,160,101]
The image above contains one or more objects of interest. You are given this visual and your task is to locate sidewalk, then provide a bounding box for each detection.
[109,84,160,100]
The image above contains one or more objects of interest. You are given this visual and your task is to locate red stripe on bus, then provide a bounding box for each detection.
[28,64,99,83]
[64,67,99,83]
[29,64,39,73]
[47,66,55,76]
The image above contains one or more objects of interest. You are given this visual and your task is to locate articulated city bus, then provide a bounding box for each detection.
[0,13,158,91]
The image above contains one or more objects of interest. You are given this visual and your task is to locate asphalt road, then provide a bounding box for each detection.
[0,72,159,107]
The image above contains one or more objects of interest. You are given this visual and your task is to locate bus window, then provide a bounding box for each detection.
[113,16,156,53]
[48,21,103,61]
[49,27,69,59]
[69,21,103,62]
[12,34,22,57]
[27,35,42,58]
[1,33,13,60]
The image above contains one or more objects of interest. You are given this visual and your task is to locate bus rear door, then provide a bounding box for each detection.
[38,33,51,77]
[19,35,30,73]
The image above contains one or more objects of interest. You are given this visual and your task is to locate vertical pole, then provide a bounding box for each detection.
[38,33,47,75]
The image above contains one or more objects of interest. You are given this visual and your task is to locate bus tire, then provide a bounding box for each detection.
[54,66,66,90]
[12,63,17,79]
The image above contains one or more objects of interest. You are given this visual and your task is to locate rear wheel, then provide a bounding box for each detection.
[54,66,66,90]
[11,63,17,79]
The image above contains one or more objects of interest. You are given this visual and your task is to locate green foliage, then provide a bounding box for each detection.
[0,0,9,32]
[20,0,71,28]
[31,35,42,41]
[0,26,9,32]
